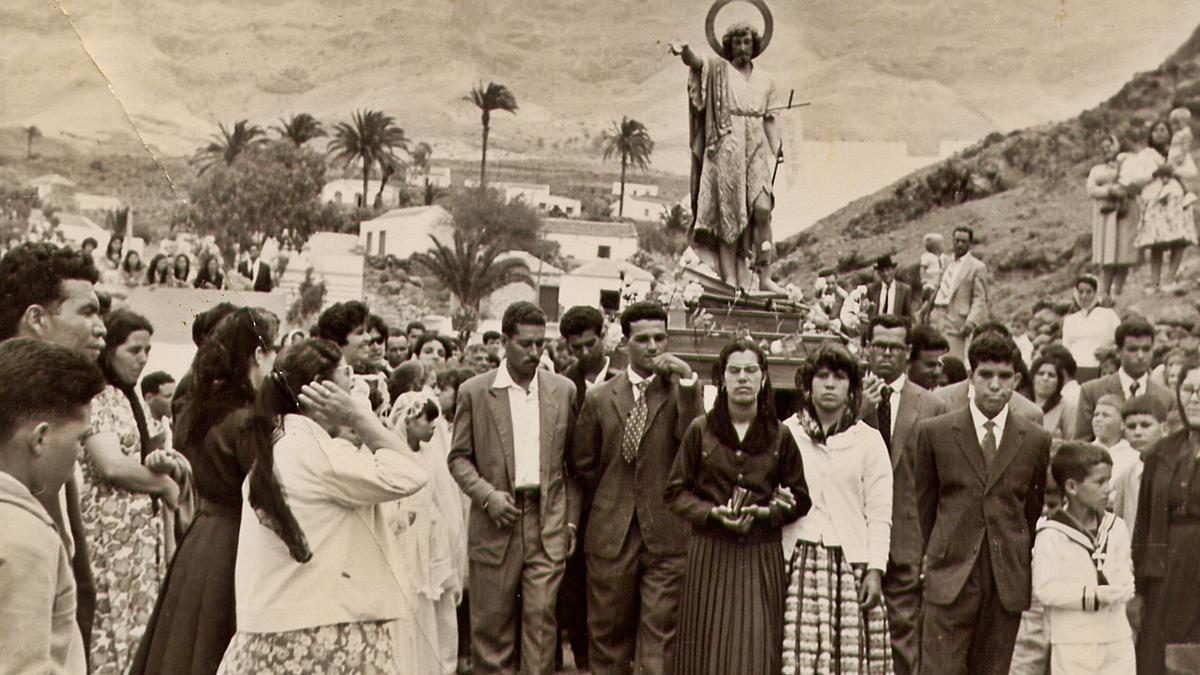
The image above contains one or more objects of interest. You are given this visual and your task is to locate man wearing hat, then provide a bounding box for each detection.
[867,254,917,324]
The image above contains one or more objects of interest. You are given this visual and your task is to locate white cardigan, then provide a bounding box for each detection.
[234,414,429,633]
[781,418,893,570]
[1032,512,1135,646]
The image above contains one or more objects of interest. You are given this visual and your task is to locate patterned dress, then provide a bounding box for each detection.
[79,385,164,674]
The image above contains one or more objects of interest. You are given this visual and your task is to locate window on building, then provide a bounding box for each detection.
[597,245,611,259]
[599,289,620,313]
[366,232,374,253]
[378,231,387,256]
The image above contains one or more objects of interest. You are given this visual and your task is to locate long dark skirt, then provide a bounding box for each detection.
[130,502,240,675]
[674,530,786,675]
[1138,520,1200,675]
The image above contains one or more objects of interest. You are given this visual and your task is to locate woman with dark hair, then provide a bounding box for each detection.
[98,235,123,285]
[1027,355,1074,439]
[1132,357,1200,674]
[1128,119,1197,291]
[194,254,225,290]
[1086,133,1138,297]
[121,249,145,286]
[217,338,428,672]
[780,344,893,674]
[666,338,811,675]
[131,307,279,675]
[171,253,192,287]
[145,253,168,285]
[81,309,182,674]
[388,360,429,404]
[413,333,451,366]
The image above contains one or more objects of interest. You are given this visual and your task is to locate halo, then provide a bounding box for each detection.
[706,0,774,58]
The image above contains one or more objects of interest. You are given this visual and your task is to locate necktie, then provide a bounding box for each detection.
[622,379,651,464]
[981,420,998,467]
[880,284,890,315]
[878,385,893,452]
[1129,381,1140,398]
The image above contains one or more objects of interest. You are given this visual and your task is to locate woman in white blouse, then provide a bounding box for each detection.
[217,338,429,674]
[781,344,894,674]
[1060,274,1120,382]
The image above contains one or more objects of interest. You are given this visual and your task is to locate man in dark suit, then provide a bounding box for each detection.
[914,333,1051,675]
[1073,318,1172,441]
[554,305,621,670]
[934,321,1045,425]
[570,301,702,675]
[866,254,917,324]
[236,243,273,292]
[860,314,947,675]
[448,301,580,675]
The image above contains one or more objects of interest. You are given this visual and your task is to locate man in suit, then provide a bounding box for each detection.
[906,324,950,391]
[926,225,989,360]
[914,333,1051,675]
[570,301,702,675]
[1073,318,1172,441]
[554,305,621,670]
[448,301,580,675]
[934,321,1044,425]
[236,243,273,292]
[867,254,917,324]
[860,314,947,675]
[0,243,109,661]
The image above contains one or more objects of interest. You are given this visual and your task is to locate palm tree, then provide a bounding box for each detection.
[602,117,654,218]
[465,82,518,189]
[275,113,326,146]
[193,120,267,174]
[25,126,41,159]
[411,228,533,341]
[327,110,409,210]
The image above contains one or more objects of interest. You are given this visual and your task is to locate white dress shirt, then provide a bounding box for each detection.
[968,398,1009,450]
[1117,369,1150,400]
[878,282,896,316]
[933,254,973,306]
[626,366,654,400]
[493,360,542,489]
[781,418,893,570]
[583,357,612,391]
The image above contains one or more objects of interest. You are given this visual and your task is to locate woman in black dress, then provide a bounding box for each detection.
[665,338,811,675]
[130,307,279,675]
[1132,356,1200,675]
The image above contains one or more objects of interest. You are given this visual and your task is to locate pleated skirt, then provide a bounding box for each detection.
[782,541,893,675]
[130,503,240,675]
[674,530,785,675]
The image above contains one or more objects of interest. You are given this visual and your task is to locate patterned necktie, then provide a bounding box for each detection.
[1129,381,1140,398]
[878,385,893,452]
[622,379,651,464]
[981,420,998,467]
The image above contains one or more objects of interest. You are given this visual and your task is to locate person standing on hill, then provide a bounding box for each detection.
[926,226,989,360]
[1086,133,1139,298]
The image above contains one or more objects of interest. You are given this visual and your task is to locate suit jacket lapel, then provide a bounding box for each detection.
[538,370,558,486]
[892,383,921,469]
[946,256,973,300]
[986,413,1027,491]
[609,372,634,425]
[642,377,670,435]
[487,383,516,486]
[952,407,988,484]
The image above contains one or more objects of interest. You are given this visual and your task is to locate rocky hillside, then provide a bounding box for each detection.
[775,23,1200,324]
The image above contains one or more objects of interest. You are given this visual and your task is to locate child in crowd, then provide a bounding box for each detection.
[1033,442,1136,675]
[1008,481,1064,675]
[1168,106,1198,207]
[1110,395,1169,525]
[1091,394,1139,480]
[919,232,947,298]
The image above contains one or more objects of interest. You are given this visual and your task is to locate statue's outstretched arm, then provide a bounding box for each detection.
[668,42,704,71]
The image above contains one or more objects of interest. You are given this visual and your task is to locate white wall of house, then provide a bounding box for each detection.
[611,182,658,197]
[322,179,403,209]
[547,232,637,261]
[609,196,670,222]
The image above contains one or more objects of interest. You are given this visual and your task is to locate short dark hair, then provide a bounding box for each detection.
[967,333,1021,370]
[941,356,968,384]
[865,313,909,344]
[140,371,176,397]
[1039,343,1078,378]
[481,330,502,343]
[796,343,863,421]
[559,306,606,339]
[0,338,105,443]
[406,321,426,333]
[908,324,950,362]
[365,314,388,341]
[953,225,975,242]
[1051,441,1112,489]
[413,333,452,360]
[1115,319,1155,349]
[316,301,369,346]
[501,301,546,337]
[81,237,98,250]
[1074,274,1099,292]
[970,320,1012,340]
[619,300,668,337]
[436,367,476,392]
[0,243,100,340]
[1123,394,1168,422]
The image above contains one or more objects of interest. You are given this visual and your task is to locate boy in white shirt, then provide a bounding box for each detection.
[919,233,947,299]
[1110,395,1168,524]
[1091,394,1139,481]
[1033,442,1136,674]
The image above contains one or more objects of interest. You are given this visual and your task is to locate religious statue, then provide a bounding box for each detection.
[670,0,786,293]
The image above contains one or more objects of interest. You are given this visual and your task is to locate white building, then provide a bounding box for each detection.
[28,174,76,201]
[54,213,111,252]
[559,259,654,314]
[482,251,565,321]
[72,193,123,214]
[322,178,404,209]
[463,180,582,218]
[609,194,679,223]
[611,182,659,197]
[542,218,638,262]
[277,232,364,306]
[406,167,452,189]
[359,204,454,259]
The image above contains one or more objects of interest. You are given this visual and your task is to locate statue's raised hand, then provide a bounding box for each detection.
[667,41,687,55]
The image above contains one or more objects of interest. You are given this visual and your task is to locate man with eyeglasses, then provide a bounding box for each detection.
[449,301,580,674]
[861,314,946,675]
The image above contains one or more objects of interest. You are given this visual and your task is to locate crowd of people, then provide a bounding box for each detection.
[57,236,277,293]
[0,205,1198,675]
